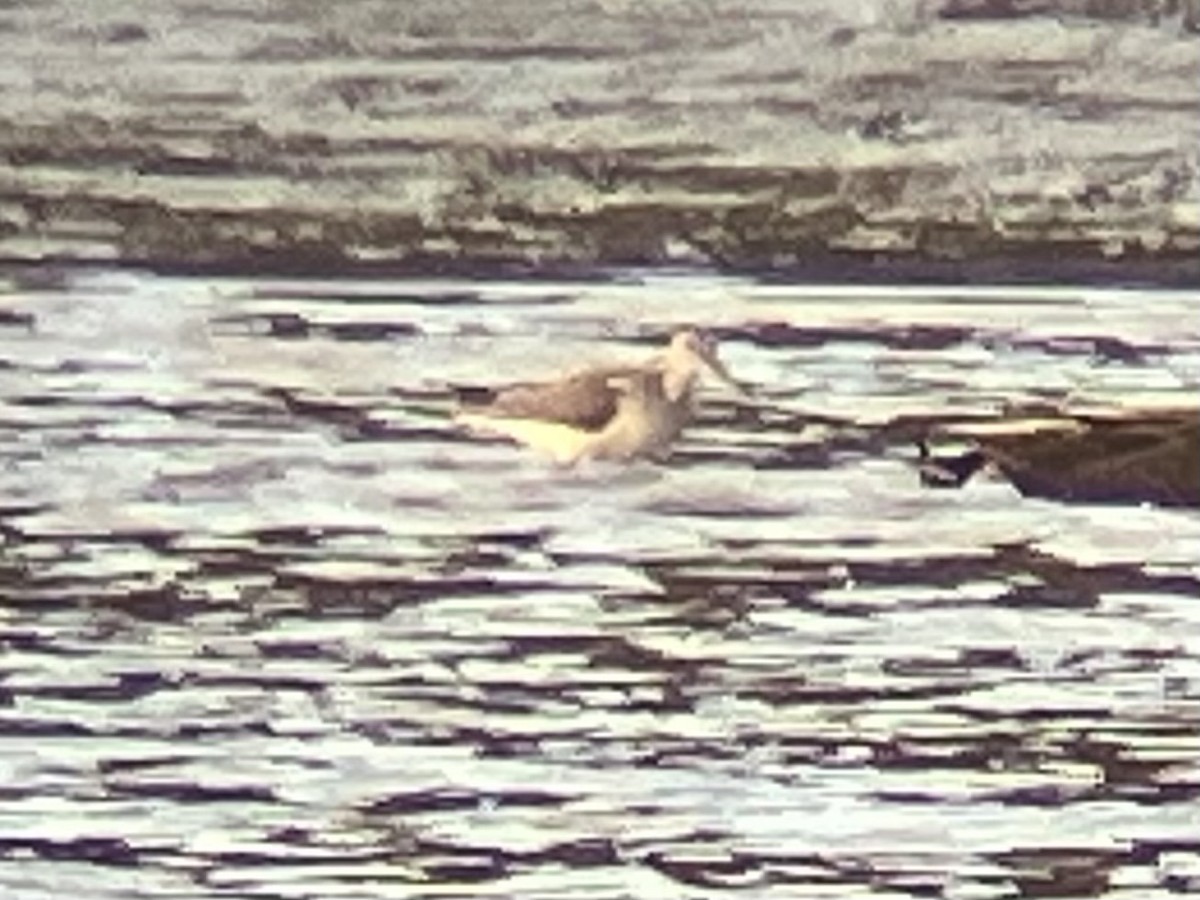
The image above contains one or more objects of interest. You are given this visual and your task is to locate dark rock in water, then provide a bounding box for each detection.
[102,23,151,44]
[918,409,1200,508]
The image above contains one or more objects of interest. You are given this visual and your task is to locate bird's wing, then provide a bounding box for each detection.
[472,364,644,432]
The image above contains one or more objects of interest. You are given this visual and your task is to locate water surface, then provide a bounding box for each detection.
[1,269,1199,898]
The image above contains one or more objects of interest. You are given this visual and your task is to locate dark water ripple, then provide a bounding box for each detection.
[0,269,1199,897]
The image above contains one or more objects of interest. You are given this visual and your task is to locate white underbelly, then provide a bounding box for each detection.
[456,412,603,464]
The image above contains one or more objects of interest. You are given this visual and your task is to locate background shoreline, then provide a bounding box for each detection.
[2,0,1197,286]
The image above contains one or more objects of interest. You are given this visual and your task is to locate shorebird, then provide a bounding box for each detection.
[917,406,1199,508]
[454,329,745,465]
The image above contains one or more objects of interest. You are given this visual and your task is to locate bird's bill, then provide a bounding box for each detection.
[698,346,751,396]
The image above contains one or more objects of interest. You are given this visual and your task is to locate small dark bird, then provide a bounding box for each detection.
[916,408,1199,509]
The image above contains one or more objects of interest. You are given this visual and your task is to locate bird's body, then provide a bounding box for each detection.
[454,330,742,464]
[919,407,1200,508]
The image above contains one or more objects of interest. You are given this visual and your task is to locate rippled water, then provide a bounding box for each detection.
[2,268,1199,899]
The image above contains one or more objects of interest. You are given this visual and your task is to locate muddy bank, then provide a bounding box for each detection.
[1,0,1198,282]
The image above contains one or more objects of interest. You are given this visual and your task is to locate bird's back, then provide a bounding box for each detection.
[468,364,643,432]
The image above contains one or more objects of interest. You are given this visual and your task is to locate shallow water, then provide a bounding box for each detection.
[1,268,1199,898]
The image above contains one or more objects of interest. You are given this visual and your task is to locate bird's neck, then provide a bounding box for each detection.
[662,365,698,403]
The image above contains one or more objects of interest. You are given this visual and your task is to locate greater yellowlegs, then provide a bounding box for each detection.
[455,329,745,464]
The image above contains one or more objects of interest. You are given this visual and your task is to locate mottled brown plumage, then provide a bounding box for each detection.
[455,329,745,463]
[469,363,643,432]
